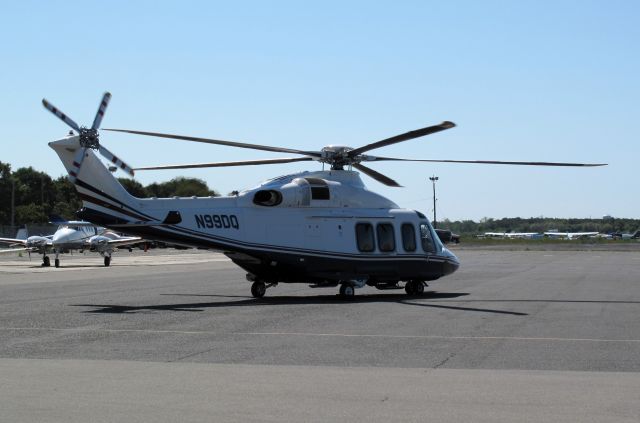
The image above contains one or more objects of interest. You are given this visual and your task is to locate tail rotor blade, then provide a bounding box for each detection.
[92,92,112,130]
[68,147,88,183]
[42,99,81,132]
[98,144,135,177]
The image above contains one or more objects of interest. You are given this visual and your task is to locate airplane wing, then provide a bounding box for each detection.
[0,247,31,254]
[0,237,27,247]
[107,236,143,247]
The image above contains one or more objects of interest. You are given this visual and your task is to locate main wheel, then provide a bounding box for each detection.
[251,281,267,298]
[43,256,50,267]
[104,256,111,267]
[339,283,355,298]
[404,280,415,295]
[54,258,60,268]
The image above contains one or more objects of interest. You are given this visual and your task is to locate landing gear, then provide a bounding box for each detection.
[42,256,50,267]
[404,280,425,296]
[251,281,267,298]
[339,283,355,298]
[54,258,60,268]
[104,256,111,267]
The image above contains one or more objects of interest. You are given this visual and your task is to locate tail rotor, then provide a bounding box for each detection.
[42,92,134,183]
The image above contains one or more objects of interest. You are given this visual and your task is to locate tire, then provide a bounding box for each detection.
[414,281,425,295]
[339,283,355,298]
[251,281,266,298]
[404,281,415,295]
[43,256,50,267]
[54,259,60,268]
[104,256,111,267]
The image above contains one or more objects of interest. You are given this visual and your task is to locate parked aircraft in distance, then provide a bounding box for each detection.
[544,231,599,240]
[482,232,543,239]
[611,230,640,240]
[0,216,141,267]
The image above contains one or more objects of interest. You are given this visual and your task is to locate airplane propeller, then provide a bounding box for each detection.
[104,121,607,187]
[42,93,135,183]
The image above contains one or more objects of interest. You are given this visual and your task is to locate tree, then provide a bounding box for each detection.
[118,178,148,197]
[146,177,218,198]
[0,161,12,224]
[51,176,82,220]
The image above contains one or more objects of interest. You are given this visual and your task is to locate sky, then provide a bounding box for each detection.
[1,1,638,221]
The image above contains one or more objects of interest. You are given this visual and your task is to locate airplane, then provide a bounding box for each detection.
[482,232,543,239]
[42,92,606,298]
[0,217,141,267]
[611,230,640,240]
[543,231,600,240]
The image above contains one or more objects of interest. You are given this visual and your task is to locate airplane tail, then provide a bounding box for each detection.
[48,136,148,226]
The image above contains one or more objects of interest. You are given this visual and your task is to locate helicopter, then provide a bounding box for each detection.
[43,93,605,298]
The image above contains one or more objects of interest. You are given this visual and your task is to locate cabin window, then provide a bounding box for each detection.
[376,223,395,252]
[401,223,416,252]
[420,223,436,253]
[355,223,375,252]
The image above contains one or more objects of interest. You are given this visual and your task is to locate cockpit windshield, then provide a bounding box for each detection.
[419,222,443,254]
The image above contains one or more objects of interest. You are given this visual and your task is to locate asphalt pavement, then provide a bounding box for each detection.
[1,248,639,422]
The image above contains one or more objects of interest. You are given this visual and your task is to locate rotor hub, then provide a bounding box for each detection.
[78,127,100,149]
[320,145,356,169]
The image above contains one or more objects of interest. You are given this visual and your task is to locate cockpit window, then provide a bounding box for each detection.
[420,223,436,253]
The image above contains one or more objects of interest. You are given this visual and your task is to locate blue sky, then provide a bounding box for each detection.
[1,1,638,220]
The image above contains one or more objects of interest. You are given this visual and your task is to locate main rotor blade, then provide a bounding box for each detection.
[368,156,607,167]
[42,99,81,132]
[353,163,402,187]
[98,145,135,177]
[104,128,321,157]
[91,92,112,130]
[348,121,455,157]
[134,156,314,171]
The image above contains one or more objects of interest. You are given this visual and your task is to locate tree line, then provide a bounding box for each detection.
[439,216,640,236]
[0,161,218,226]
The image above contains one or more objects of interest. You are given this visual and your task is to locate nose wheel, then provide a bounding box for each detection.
[42,256,51,267]
[104,256,111,267]
[339,283,355,298]
[251,281,267,298]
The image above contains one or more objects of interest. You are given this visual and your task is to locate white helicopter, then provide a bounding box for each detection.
[43,93,605,297]
[0,216,141,268]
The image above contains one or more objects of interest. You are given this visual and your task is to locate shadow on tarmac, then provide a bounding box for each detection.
[72,291,527,316]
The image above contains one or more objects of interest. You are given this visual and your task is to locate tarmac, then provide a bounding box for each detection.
[1,248,639,422]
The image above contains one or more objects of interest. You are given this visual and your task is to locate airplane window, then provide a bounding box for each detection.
[420,223,436,253]
[401,223,416,252]
[355,223,375,252]
[376,223,395,252]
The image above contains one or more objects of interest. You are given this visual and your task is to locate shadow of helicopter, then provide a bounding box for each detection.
[72,291,528,316]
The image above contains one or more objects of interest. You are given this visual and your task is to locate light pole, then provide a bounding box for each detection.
[429,176,438,228]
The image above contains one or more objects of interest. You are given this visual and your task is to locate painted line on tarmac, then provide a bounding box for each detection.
[1,327,640,344]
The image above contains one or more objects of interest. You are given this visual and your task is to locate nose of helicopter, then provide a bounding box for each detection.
[440,246,460,276]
